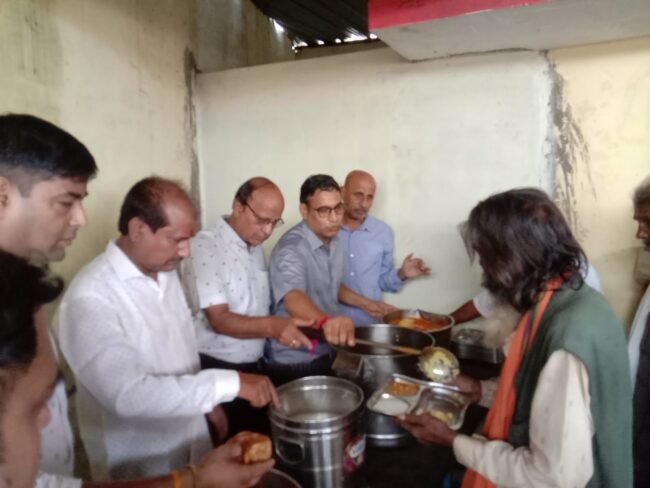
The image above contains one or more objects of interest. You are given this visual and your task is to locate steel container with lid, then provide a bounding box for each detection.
[269,376,365,488]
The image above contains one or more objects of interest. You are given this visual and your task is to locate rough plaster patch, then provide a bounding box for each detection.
[545,55,597,240]
[184,48,202,227]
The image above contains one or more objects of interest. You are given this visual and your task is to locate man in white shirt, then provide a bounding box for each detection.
[184,177,311,435]
[397,188,632,487]
[56,177,278,480]
[0,115,272,488]
[627,175,650,488]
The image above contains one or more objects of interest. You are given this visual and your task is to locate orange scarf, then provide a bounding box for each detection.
[461,277,563,488]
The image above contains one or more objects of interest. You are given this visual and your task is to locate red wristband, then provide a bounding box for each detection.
[315,315,330,329]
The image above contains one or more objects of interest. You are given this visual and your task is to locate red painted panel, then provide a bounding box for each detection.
[369,0,551,30]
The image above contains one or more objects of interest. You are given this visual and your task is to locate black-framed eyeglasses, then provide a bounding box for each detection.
[310,203,345,219]
[245,202,284,228]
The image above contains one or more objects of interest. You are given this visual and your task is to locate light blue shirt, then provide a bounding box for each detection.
[267,221,343,364]
[339,216,404,326]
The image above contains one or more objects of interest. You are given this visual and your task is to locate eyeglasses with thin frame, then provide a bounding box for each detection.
[244,202,284,228]
[309,203,345,219]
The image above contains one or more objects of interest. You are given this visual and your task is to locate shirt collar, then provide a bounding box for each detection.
[217,215,250,251]
[342,215,373,233]
[105,240,169,288]
[300,221,338,251]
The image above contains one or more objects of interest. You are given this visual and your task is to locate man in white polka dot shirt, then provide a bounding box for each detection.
[185,177,312,434]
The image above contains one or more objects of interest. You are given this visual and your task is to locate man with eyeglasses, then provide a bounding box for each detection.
[266,174,395,384]
[184,177,312,435]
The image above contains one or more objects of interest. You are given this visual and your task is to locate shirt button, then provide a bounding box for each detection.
[350,253,354,258]
[350,272,355,276]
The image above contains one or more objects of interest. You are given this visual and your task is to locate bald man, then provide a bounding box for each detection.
[184,177,311,434]
[340,170,431,325]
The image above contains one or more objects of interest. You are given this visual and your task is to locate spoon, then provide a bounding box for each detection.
[417,346,461,383]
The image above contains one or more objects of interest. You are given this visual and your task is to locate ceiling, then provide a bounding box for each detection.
[250,0,650,60]
[250,0,371,47]
[372,0,650,61]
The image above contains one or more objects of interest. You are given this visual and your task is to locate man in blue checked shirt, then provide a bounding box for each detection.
[339,170,431,326]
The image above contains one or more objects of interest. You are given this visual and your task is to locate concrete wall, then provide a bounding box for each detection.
[196,39,650,326]
[0,0,198,297]
[196,48,554,315]
[550,37,650,326]
[197,0,294,73]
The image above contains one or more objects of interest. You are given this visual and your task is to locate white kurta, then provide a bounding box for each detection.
[55,241,239,480]
[185,217,270,363]
[454,350,594,487]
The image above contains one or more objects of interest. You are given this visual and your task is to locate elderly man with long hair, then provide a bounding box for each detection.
[397,188,632,488]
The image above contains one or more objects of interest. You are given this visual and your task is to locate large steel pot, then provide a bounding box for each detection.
[269,376,365,488]
[382,309,455,348]
[333,325,434,447]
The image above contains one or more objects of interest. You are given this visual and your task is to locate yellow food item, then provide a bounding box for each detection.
[428,409,454,424]
[227,431,272,464]
[386,380,419,396]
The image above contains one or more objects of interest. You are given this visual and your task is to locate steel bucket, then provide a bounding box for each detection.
[269,376,365,488]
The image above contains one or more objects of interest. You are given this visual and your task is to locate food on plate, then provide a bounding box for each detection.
[386,380,419,396]
[428,409,454,425]
[373,395,410,416]
[227,431,272,464]
[388,316,447,332]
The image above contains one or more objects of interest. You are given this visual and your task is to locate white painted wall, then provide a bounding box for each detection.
[196,48,553,313]
[551,37,650,326]
[0,0,197,312]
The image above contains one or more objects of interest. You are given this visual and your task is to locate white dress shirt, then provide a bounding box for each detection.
[55,241,240,480]
[36,376,82,488]
[185,217,270,363]
[39,332,75,477]
[454,350,594,487]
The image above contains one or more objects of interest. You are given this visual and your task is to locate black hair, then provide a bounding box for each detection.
[117,176,194,235]
[299,174,340,204]
[633,176,650,208]
[464,188,586,312]
[0,114,97,195]
[0,251,63,368]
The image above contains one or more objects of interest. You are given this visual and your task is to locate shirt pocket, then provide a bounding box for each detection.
[252,269,272,315]
[356,241,384,275]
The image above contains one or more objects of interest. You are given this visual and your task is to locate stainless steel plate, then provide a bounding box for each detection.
[366,373,471,430]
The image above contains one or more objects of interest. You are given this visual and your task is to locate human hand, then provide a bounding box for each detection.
[273,317,313,349]
[398,253,431,280]
[322,316,355,347]
[196,442,274,488]
[237,373,279,408]
[394,413,457,446]
[453,374,482,404]
[207,405,229,443]
[362,299,398,319]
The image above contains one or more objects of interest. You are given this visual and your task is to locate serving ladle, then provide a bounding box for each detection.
[417,346,461,383]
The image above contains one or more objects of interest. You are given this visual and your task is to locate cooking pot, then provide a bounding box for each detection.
[382,309,455,348]
[333,325,434,447]
[269,376,365,488]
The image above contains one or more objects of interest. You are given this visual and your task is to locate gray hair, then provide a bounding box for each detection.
[633,176,650,207]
